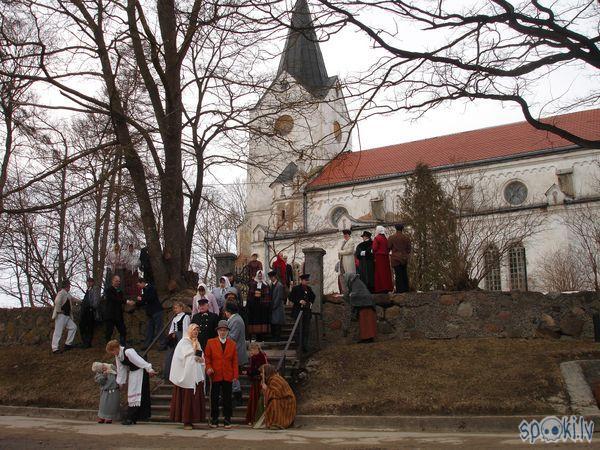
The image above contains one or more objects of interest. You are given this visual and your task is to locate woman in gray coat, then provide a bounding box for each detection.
[343,273,377,343]
[269,270,286,342]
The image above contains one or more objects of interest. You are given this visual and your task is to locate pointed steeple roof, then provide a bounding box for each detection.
[277,0,335,97]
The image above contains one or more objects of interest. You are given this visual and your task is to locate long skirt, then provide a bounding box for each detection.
[245,380,262,424]
[358,307,377,341]
[98,389,120,420]
[373,254,393,293]
[170,383,205,424]
[124,270,139,299]
[248,298,271,335]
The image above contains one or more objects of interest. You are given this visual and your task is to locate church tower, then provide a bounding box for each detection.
[239,0,351,263]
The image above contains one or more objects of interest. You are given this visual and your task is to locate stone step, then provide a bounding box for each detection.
[150,414,247,424]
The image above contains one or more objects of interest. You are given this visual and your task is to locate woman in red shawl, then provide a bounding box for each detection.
[372,226,394,293]
[271,253,288,288]
[245,342,268,425]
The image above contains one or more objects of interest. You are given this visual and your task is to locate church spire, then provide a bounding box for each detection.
[277,0,332,97]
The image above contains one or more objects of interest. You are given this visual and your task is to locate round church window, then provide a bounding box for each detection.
[274,115,294,136]
[333,121,342,142]
[504,180,528,206]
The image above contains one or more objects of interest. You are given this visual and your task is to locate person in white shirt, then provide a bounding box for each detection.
[106,339,156,425]
[163,301,190,380]
[51,280,81,354]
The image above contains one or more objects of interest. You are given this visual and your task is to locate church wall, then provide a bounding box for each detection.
[298,147,600,294]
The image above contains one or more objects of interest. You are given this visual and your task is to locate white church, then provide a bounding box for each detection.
[238,0,600,294]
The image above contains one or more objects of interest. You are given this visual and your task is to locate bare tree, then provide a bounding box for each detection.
[312,0,599,147]
[531,245,592,292]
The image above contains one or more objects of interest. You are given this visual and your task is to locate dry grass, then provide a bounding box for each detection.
[298,338,600,415]
[0,345,165,409]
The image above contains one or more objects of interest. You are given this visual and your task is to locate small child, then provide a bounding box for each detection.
[92,361,120,423]
[245,342,268,425]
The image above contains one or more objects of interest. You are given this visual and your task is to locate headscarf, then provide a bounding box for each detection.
[254,270,264,289]
[187,323,200,352]
[219,276,232,289]
[343,273,375,308]
[91,361,116,375]
[375,225,386,235]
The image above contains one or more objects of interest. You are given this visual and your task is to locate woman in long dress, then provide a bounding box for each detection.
[260,364,296,429]
[343,273,377,343]
[163,301,190,380]
[247,270,271,340]
[372,226,394,293]
[169,323,206,429]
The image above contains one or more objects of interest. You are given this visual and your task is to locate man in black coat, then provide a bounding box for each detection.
[191,298,219,351]
[104,275,127,345]
[80,277,101,348]
[136,278,164,350]
[289,274,316,353]
[355,230,375,292]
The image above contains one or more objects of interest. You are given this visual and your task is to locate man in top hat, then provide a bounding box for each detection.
[289,274,316,353]
[338,229,357,275]
[387,223,412,293]
[204,320,239,428]
[191,297,219,351]
[355,231,375,292]
[269,269,286,342]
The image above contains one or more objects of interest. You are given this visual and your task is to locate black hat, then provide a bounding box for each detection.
[300,274,310,280]
[395,223,405,231]
[342,229,351,235]
[361,231,372,238]
[197,297,209,304]
[267,270,277,277]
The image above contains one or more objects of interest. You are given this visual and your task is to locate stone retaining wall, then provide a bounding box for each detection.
[323,290,600,341]
[0,290,195,346]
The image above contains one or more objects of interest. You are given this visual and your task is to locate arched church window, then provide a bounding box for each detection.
[333,121,342,142]
[330,206,348,227]
[274,115,294,136]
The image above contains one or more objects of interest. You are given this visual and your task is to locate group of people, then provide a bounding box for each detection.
[338,224,412,294]
[92,306,297,429]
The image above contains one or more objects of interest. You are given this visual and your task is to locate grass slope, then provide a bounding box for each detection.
[298,338,600,415]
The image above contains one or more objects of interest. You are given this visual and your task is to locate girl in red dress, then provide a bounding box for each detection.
[245,342,268,425]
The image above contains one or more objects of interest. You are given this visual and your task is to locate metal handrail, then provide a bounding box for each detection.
[276,310,303,372]
[142,310,176,359]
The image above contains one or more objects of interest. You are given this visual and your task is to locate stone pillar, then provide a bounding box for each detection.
[302,247,326,315]
[214,253,237,280]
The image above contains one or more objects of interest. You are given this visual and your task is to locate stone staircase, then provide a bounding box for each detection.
[150,305,299,424]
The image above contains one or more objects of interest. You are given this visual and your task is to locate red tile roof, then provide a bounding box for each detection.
[308,108,600,189]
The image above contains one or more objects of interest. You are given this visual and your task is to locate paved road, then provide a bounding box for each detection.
[0,416,591,449]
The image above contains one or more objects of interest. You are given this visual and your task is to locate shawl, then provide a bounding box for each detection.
[169,336,205,392]
[343,273,375,308]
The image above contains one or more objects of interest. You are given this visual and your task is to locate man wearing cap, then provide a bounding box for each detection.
[224,301,248,406]
[289,274,316,353]
[191,297,219,351]
[355,231,375,292]
[387,224,412,293]
[80,277,101,348]
[338,229,357,276]
[269,270,286,341]
[204,320,239,428]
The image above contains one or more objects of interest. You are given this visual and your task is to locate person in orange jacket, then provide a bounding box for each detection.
[204,320,239,428]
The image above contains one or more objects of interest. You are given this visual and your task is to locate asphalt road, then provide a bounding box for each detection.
[0,416,593,449]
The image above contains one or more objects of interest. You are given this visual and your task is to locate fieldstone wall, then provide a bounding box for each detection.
[323,290,600,342]
[0,290,195,347]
